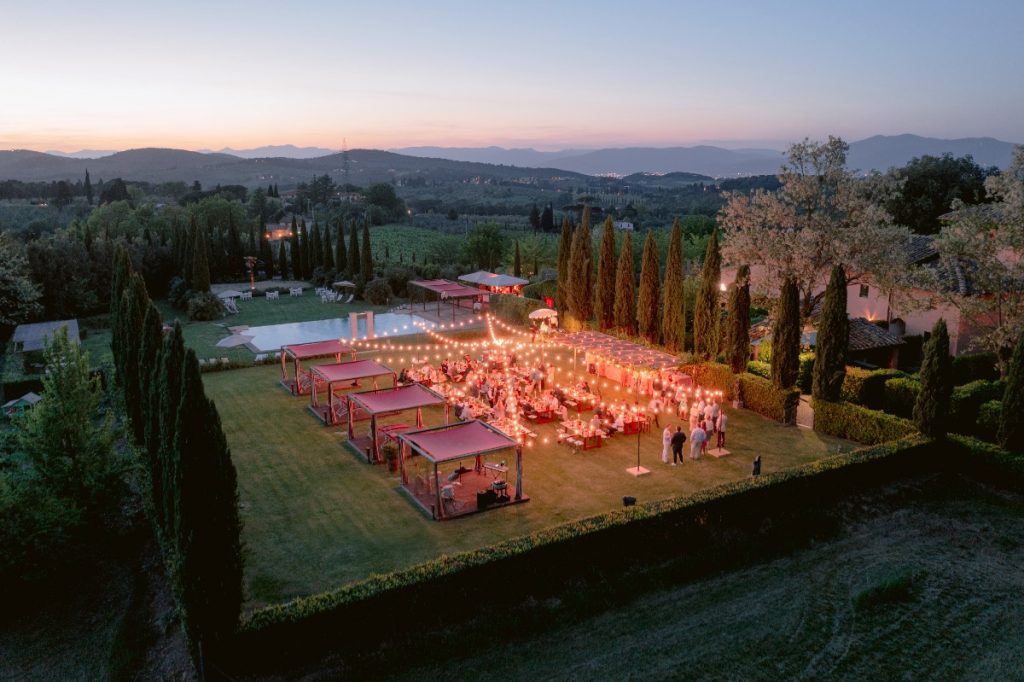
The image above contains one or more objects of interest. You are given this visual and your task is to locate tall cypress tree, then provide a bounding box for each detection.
[661,218,685,350]
[122,274,149,445]
[191,228,212,293]
[513,240,522,278]
[323,225,334,270]
[693,230,722,360]
[226,214,244,278]
[594,217,617,330]
[726,265,752,374]
[567,208,593,323]
[140,301,164,472]
[812,265,849,401]
[310,222,324,273]
[360,221,373,280]
[335,220,347,276]
[183,217,198,288]
[914,318,953,439]
[556,217,573,314]
[84,169,94,205]
[637,231,661,342]
[771,276,801,388]
[999,333,1024,452]
[109,244,133,386]
[174,350,244,660]
[260,232,274,280]
[613,231,636,334]
[156,323,186,541]
[277,239,288,280]
[247,222,257,257]
[298,221,310,279]
[348,219,360,278]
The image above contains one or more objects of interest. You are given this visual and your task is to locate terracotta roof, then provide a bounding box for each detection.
[903,234,939,264]
[847,318,904,351]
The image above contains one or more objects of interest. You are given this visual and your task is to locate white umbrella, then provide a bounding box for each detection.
[528,308,558,320]
[332,280,356,289]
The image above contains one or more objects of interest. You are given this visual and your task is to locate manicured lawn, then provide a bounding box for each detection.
[203,357,854,609]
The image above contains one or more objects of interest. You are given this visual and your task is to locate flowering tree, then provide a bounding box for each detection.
[719,137,911,318]
[933,146,1024,371]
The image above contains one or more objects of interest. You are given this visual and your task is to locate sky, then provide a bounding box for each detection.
[2,0,1022,152]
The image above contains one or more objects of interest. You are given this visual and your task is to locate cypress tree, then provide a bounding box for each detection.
[109,244,133,385]
[323,225,334,270]
[156,323,186,541]
[140,301,164,474]
[726,265,752,374]
[513,240,522,278]
[348,218,360,278]
[360,221,373,280]
[247,222,257,257]
[260,231,274,280]
[122,274,149,445]
[594,217,617,330]
[299,221,310,279]
[567,208,593,323]
[226,214,244,278]
[310,222,324,273]
[661,218,685,350]
[999,333,1024,452]
[277,239,288,280]
[812,265,849,401]
[289,217,300,280]
[191,228,211,293]
[613,231,636,334]
[914,318,953,439]
[174,350,244,660]
[693,230,722,359]
[84,169,93,205]
[335,220,347,275]
[637,231,661,342]
[556,217,573,314]
[183,217,198,287]
[771,276,801,388]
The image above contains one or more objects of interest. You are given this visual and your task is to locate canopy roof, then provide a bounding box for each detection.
[348,383,445,415]
[528,308,558,320]
[282,339,354,360]
[558,331,679,370]
[12,319,80,352]
[409,279,481,300]
[399,420,517,463]
[332,280,356,288]
[217,289,246,299]
[458,270,529,288]
[311,359,393,384]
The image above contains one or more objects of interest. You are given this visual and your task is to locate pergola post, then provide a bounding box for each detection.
[347,396,355,441]
[327,381,335,425]
[369,414,378,463]
[514,444,523,501]
[434,463,442,519]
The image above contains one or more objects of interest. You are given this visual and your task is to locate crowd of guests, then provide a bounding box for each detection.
[661,395,728,465]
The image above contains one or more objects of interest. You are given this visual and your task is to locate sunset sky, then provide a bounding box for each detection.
[3,0,1022,152]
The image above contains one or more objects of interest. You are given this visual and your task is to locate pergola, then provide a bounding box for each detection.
[458,270,529,295]
[409,279,483,322]
[558,331,683,391]
[280,340,356,395]
[307,359,395,425]
[345,383,449,464]
[398,420,526,520]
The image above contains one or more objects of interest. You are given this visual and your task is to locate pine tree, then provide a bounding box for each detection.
[556,217,573,314]
[174,350,244,659]
[661,218,685,350]
[693,230,722,359]
[348,219,360,278]
[513,240,522,278]
[335,220,347,275]
[593,217,617,330]
[567,207,593,322]
[323,225,334,270]
[637,231,661,342]
[84,169,93,206]
[122,274,149,445]
[771,276,801,388]
[360,221,373,280]
[156,323,186,540]
[277,239,288,280]
[812,265,849,401]
[613,232,636,334]
[999,332,1024,452]
[191,228,212,293]
[914,318,953,439]
[726,265,752,374]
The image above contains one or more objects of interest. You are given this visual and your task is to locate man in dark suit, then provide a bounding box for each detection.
[670,426,687,466]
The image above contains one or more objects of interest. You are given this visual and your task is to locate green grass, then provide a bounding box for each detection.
[203,355,854,609]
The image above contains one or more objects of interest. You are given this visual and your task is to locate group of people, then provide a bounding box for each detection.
[661,396,728,465]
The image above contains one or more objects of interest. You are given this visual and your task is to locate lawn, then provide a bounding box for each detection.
[203,353,854,609]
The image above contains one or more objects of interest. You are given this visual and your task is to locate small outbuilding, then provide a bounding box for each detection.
[2,392,42,418]
[11,320,79,353]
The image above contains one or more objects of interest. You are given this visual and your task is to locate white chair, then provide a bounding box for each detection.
[266,291,279,301]
[290,287,303,297]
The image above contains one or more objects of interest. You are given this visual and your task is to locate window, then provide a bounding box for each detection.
[859,284,869,298]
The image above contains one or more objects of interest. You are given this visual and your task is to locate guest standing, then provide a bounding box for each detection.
[670,427,687,466]
[716,411,728,448]
[689,423,706,460]
[661,425,672,464]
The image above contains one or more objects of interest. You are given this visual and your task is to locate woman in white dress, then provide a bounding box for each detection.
[661,425,672,464]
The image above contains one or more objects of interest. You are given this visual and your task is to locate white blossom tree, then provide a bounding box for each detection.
[719,137,912,318]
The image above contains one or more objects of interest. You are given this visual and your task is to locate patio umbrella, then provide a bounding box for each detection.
[217,289,246,300]
[332,280,356,289]
[528,308,558,320]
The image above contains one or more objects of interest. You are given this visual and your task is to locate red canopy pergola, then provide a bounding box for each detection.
[398,420,525,520]
[409,279,483,322]
[345,383,449,464]
[280,340,356,395]
[308,359,395,425]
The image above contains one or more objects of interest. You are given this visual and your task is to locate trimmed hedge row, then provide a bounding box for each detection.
[883,377,920,418]
[812,399,918,445]
[738,372,800,425]
[952,352,1000,386]
[977,401,1002,443]
[842,367,907,409]
[489,293,547,325]
[746,360,771,380]
[230,434,933,674]
[797,352,814,394]
[682,362,737,400]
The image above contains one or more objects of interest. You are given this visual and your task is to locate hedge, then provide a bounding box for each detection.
[812,399,918,445]
[952,352,1000,386]
[682,362,736,400]
[948,433,1024,488]
[976,401,1002,443]
[737,372,800,425]
[797,352,815,394]
[746,360,771,380]
[949,379,1007,433]
[522,279,557,302]
[489,293,547,325]
[842,367,907,409]
[229,434,933,675]
[883,377,920,419]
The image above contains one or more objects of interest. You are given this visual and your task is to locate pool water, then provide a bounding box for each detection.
[245,313,434,352]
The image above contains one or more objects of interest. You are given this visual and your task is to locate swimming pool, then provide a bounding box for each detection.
[244,313,434,352]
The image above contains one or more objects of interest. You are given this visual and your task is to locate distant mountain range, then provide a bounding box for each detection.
[2,135,1017,186]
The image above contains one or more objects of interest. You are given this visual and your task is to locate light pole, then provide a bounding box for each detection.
[627,371,650,477]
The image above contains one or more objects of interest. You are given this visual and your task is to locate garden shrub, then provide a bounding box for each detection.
[952,352,1000,386]
[186,291,224,321]
[949,379,1007,433]
[842,367,906,409]
[489,293,547,325]
[797,352,815,394]
[737,372,800,424]
[362,278,393,305]
[682,362,735,399]
[746,360,771,380]
[976,401,1002,443]
[883,377,920,419]
[522,279,557,302]
[813,399,918,445]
